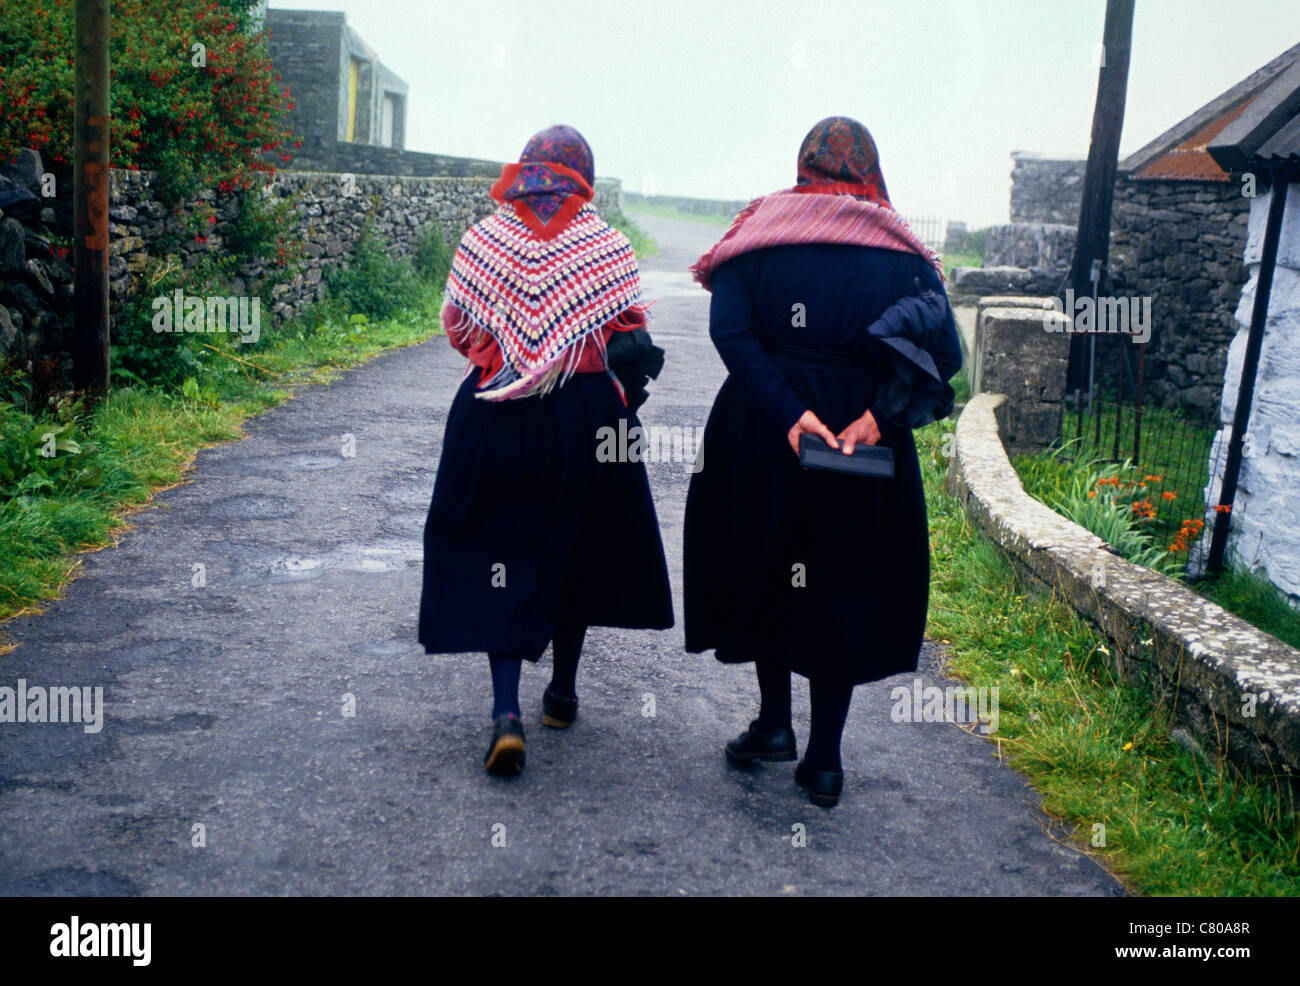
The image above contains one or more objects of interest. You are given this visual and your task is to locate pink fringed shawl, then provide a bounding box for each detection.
[689,189,944,290]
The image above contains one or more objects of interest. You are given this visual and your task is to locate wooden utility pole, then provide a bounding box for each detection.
[1066,0,1136,392]
[72,0,110,397]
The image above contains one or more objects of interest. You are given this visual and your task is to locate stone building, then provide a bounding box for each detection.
[1108,44,1300,418]
[265,8,502,180]
[1005,43,1300,420]
[268,9,410,158]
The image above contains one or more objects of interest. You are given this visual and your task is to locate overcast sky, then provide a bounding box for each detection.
[269,0,1300,228]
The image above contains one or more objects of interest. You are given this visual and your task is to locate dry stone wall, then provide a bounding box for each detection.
[0,154,625,362]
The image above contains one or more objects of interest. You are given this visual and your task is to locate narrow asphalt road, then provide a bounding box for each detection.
[0,213,1124,896]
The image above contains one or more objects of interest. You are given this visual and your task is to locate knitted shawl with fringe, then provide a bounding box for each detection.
[689,189,944,290]
[444,201,646,400]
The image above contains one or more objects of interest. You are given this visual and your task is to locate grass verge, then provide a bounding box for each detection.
[0,285,444,628]
[610,211,659,258]
[624,200,736,227]
[919,419,1300,896]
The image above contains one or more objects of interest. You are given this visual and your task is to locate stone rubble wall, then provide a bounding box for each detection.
[1005,151,1252,419]
[949,392,1300,777]
[972,303,1069,453]
[1109,178,1251,417]
[983,222,1077,269]
[0,155,624,361]
[1009,154,1085,225]
[623,191,750,219]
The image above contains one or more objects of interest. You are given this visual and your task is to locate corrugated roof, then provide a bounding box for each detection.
[1257,113,1300,162]
[1133,95,1256,181]
[1122,42,1300,177]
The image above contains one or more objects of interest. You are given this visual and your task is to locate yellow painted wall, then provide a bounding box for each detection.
[346,58,360,141]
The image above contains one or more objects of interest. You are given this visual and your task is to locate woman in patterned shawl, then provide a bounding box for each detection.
[418,125,673,777]
[684,116,962,808]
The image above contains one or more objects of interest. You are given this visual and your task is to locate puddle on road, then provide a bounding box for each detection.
[103,638,224,668]
[376,477,433,509]
[360,639,422,657]
[229,542,421,584]
[203,495,300,521]
[381,512,425,538]
[273,453,342,471]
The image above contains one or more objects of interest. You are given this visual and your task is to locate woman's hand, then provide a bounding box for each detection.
[836,410,881,455]
[788,410,839,456]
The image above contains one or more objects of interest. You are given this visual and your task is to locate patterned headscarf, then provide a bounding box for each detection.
[491,125,596,238]
[447,125,645,400]
[690,116,942,289]
[795,116,892,208]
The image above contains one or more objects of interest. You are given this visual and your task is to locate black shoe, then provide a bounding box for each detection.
[484,714,526,776]
[795,759,844,808]
[725,720,797,765]
[541,687,578,729]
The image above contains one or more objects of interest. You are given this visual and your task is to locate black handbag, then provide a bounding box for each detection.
[799,433,894,478]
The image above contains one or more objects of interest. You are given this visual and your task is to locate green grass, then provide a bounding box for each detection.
[943,249,982,282]
[623,199,737,227]
[0,284,445,628]
[950,367,971,406]
[1010,410,1300,646]
[1052,400,1215,538]
[1195,567,1300,651]
[919,420,1300,896]
[610,212,659,258]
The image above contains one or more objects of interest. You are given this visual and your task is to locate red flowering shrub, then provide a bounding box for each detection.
[0,0,295,202]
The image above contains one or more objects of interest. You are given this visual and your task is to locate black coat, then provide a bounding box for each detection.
[419,371,674,658]
[683,243,961,684]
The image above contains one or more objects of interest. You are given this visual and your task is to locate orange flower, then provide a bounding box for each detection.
[1214,504,1232,514]
[1145,474,1164,483]
[1161,491,1177,501]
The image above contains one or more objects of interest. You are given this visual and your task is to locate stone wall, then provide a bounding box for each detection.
[1006,150,1252,419]
[1009,154,1085,224]
[287,141,502,181]
[623,191,750,219]
[949,392,1300,776]
[0,154,625,362]
[1192,179,1300,606]
[983,222,1077,269]
[972,302,1069,452]
[1109,178,1251,417]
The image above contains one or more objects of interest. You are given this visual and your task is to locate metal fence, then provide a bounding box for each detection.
[901,214,945,250]
[1057,332,1217,539]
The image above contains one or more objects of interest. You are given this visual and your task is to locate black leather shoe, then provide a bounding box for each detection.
[725,720,797,765]
[484,714,525,776]
[541,687,578,729]
[795,759,844,808]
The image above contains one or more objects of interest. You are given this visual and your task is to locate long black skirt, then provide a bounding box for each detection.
[419,371,674,658]
[683,351,930,685]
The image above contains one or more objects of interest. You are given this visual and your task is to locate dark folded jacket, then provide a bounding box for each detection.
[606,326,665,414]
[857,290,956,430]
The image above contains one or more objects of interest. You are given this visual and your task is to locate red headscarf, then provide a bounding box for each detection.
[794,116,892,207]
[490,124,595,239]
[689,116,940,289]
